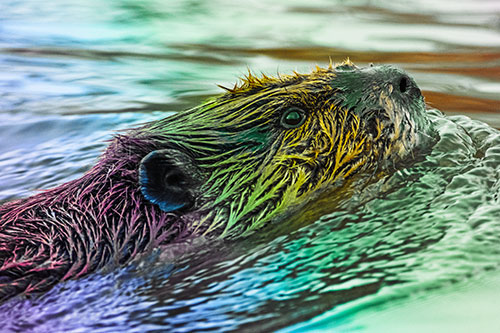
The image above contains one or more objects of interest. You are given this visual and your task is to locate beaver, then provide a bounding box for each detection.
[0,60,432,302]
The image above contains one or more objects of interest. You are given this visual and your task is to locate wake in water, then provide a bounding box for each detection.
[1,109,499,332]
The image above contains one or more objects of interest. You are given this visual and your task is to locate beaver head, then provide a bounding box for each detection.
[136,60,431,238]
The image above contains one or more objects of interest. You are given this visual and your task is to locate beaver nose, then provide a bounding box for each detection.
[395,73,421,97]
[398,75,410,93]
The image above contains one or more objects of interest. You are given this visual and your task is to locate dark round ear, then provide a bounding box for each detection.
[139,149,201,212]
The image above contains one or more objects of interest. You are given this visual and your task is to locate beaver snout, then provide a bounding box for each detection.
[395,74,421,98]
[375,66,422,100]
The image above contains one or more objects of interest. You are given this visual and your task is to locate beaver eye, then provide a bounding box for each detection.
[281,108,306,129]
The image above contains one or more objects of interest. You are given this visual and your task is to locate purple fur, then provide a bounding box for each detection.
[0,133,191,301]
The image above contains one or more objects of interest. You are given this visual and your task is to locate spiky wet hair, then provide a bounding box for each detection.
[135,60,429,237]
[0,60,430,300]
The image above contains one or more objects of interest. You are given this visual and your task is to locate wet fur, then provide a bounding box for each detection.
[0,61,431,302]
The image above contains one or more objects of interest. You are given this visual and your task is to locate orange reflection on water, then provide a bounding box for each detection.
[423,90,499,114]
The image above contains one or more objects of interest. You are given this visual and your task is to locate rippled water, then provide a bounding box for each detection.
[1,0,499,332]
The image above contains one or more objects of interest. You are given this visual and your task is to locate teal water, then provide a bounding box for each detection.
[1,0,499,332]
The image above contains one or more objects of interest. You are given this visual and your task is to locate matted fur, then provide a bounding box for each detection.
[0,61,432,301]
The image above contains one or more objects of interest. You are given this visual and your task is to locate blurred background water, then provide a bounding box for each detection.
[0,0,499,332]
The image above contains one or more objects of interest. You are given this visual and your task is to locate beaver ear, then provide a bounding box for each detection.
[139,149,201,212]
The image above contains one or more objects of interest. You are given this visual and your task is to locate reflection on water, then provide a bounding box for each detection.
[0,0,499,331]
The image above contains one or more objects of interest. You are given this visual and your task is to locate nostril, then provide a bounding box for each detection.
[398,75,410,94]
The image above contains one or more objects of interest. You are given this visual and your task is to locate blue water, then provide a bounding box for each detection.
[1,0,499,332]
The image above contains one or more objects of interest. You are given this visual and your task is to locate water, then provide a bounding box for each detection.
[0,0,499,331]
